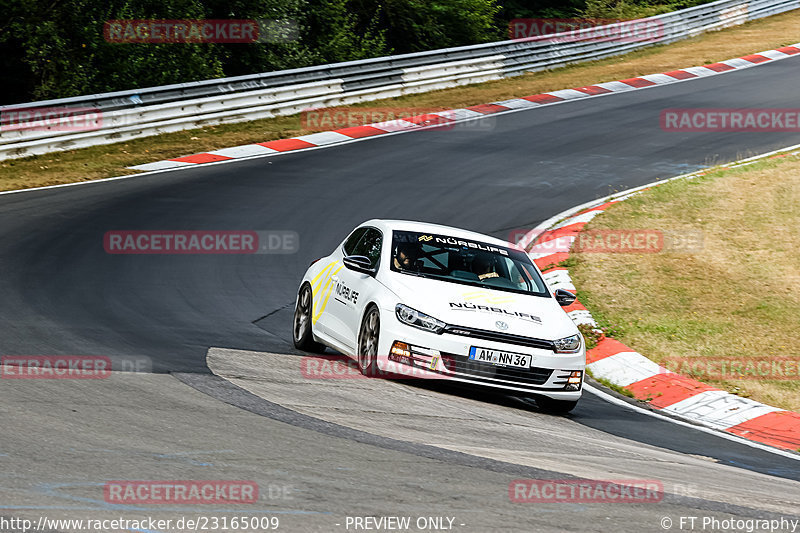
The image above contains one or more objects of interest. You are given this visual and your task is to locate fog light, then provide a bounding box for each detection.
[389,341,411,364]
[565,370,583,391]
[390,341,410,357]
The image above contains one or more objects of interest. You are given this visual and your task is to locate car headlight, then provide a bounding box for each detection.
[554,334,582,354]
[395,304,446,334]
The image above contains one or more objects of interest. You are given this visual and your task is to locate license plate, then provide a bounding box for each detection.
[468,347,531,368]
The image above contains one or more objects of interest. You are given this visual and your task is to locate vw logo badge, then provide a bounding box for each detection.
[495,321,509,331]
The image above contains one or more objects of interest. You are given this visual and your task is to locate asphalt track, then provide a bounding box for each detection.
[1,55,800,530]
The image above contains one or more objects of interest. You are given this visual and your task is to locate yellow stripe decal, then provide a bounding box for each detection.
[462,290,515,304]
[311,261,337,292]
[312,264,343,324]
[309,261,337,319]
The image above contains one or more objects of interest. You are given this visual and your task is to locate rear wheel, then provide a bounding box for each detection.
[293,284,325,352]
[535,396,578,414]
[357,306,380,377]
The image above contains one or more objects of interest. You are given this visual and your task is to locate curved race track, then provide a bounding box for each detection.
[1,55,800,531]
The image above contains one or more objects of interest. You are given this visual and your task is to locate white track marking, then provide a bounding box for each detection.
[588,352,663,387]
[585,384,800,460]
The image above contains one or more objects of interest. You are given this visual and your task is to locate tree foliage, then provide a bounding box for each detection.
[0,0,715,104]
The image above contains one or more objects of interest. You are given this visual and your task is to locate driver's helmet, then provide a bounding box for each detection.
[394,242,421,270]
[471,253,498,279]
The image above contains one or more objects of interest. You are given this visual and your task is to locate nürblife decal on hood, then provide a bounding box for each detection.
[448,301,542,324]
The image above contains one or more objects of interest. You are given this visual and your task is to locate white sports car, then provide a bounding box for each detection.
[293,220,586,413]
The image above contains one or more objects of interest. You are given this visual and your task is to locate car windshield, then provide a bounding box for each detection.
[390,230,549,297]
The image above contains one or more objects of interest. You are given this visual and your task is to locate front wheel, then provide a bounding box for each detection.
[293,284,325,352]
[357,306,380,377]
[535,396,579,414]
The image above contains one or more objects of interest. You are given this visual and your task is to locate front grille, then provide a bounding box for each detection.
[442,353,553,387]
[443,325,555,351]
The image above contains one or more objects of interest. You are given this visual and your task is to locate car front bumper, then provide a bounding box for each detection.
[375,308,585,401]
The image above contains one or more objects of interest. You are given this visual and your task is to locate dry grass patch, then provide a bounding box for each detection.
[3,9,800,191]
[571,156,800,410]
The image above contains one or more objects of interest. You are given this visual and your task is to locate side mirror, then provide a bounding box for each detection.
[343,255,376,276]
[554,289,576,307]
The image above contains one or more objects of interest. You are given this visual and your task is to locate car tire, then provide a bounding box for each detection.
[357,305,381,377]
[293,284,325,352]
[535,396,579,414]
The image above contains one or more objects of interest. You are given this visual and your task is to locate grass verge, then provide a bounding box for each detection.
[3,9,800,192]
[587,370,636,398]
[570,154,800,411]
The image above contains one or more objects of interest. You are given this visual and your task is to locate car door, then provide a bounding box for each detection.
[310,228,365,343]
[328,227,383,352]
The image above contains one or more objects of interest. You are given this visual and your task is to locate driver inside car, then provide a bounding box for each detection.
[393,242,422,271]
[472,253,500,281]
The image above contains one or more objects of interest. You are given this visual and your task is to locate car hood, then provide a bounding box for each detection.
[381,272,578,341]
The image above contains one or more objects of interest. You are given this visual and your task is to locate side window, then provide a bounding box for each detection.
[351,228,383,269]
[343,227,368,256]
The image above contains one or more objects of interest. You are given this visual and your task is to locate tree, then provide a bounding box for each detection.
[1,0,225,102]
[351,0,501,54]
[304,0,388,62]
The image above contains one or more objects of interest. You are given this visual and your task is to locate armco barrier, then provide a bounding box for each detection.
[0,0,797,160]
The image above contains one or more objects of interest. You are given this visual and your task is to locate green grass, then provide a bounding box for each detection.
[571,153,800,410]
[587,370,635,398]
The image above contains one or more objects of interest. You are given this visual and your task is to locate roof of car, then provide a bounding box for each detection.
[361,219,516,249]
